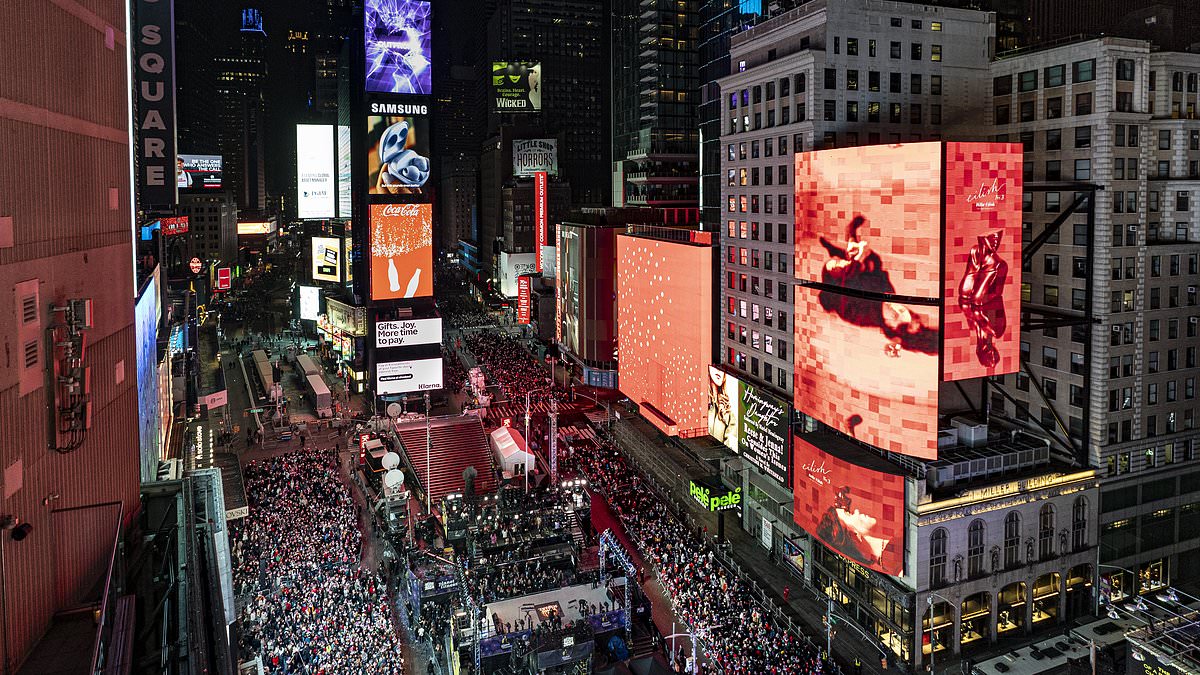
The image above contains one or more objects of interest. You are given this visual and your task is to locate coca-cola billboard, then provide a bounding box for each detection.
[369,203,433,300]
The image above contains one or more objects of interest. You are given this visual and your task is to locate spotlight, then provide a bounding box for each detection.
[1131,650,1145,662]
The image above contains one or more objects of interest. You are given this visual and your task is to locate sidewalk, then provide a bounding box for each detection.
[609,414,899,675]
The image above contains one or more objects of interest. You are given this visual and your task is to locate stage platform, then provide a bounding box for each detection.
[480,579,629,659]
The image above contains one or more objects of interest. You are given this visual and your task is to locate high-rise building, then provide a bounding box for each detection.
[987,36,1200,604]
[179,192,240,268]
[698,0,764,230]
[611,0,700,209]
[215,9,269,212]
[485,0,610,207]
[0,0,141,670]
[719,0,995,401]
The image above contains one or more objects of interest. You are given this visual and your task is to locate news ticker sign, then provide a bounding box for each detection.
[376,357,443,395]
[376,318,443,349]
[535,171,547,273]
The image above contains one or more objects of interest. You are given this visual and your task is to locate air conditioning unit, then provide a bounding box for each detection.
[1190,317,1199,324]
[1129,225,1139,231]
[1188,286,1196,293]
[1113,325,1123,332]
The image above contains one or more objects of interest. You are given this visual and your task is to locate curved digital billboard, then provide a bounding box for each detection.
[794,143,943,299]
[794,284,940,459]
[794,433,906,576]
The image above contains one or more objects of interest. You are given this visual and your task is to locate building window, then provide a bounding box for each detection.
[993,74,1012,95]
[1018,70,1038,91]
[1074,159,1091,180]
[1039,504,1055,559]
[1116,59,1135,81]
[911,43,922,60]
[1075,125,1091,148]
[968,520,986,577]
[1075,92,1092,115]
[931,44,941,62]
[1044,64,1065,87]
[1072,59,1095,83]
[930,528,947,586]
[1003,512,1021,568]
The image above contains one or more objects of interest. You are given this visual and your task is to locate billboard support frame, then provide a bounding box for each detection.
[985,182,1099,468]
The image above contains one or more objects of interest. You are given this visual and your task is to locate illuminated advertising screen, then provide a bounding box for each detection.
[794,285,939,459]
[363,0,432,95]
[177,154,223,190]
[616,234,713,437]
[299,286,321,321]
[794,143,943,298]
[297,124,335,219]
[492,61,542,112]
[498,251,537,297]
[376,317,442,348]
[535,171,547,272]
[237,221,275,236]
[513,139,558,176]
[343,228,354,283]
[793,433,906,576]
[376,357,443,394]
[135,277,161,483]
[337,125,352,218]
[517,276,532,324]
[312,237,342,282]
[160,216,188,237]
[366,110,431,196]
[942,143,1023,380]
[369,203,433,300]
[707,366,791,485]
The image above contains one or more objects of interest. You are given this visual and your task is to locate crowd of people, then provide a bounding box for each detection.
[574,440,841,675]
[460,331,551,403]
[232,448,404,675]
[441,297,497,329]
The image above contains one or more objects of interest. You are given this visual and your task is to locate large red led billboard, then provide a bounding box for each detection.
[794,143,944,299]
[616,234,713,437]
[794,284,940,459]
[369,203,434,300]
[794,433,906,576]
[942,143,1023,380]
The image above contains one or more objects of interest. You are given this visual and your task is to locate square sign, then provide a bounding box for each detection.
[216,267,231,291]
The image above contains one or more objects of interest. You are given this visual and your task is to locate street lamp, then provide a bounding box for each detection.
[926,591,954,674]
[524,387,551,493]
